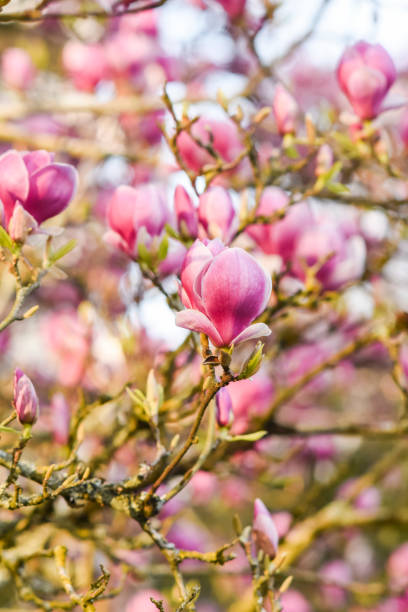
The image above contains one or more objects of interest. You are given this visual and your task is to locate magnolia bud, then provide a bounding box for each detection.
[13,368,39,425]
[252,498,279,557]
[215,387,233,427]
[174,185,198,238]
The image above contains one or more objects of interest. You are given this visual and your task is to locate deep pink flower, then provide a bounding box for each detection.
[273,84,298,134]
[177,117,244,174]
[336,41,396,119]
[0,149,77,228]
[198,187,236,242]
[215,0,245,19]
[252,498,279,557]
[13,369,39,425]
[176,240,271,347]
[174,185,198,238]
[1,48,36,91]
[106,184,171,255]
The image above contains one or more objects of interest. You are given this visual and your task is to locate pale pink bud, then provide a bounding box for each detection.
[62,41,110,91]
[176,240,272,347]
[198,187,236,242]
[252,497,279,557]
[0,150,77,227]
[174,185,198,238]
[336,41,396,119]
[1,48,36,91]
[215,387,233,427]
[8,203,38,242]
[273,84,298,134]
[13,368,39,425]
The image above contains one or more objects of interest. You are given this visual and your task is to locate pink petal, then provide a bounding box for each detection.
[175,309,224,347]
[0,150,29,224]
[200,248,272,346]
[26,163,78,223]
[23,150,53,174]
[232,323,271,346]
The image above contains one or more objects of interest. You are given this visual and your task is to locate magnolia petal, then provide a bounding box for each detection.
[26,163,78,223]
[175,309,224,347]
[23,150,53,174]
[200,248,272,345]
[0,150,30,223]
[232,323,271,346]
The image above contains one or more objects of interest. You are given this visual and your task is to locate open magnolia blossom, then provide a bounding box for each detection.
[176,239,272,347]
[0,149,78,239]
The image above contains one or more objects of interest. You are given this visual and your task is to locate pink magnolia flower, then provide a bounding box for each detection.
[62,41,110,91]
[43,309,91,388]
[0,149,77,229]
[215,0,245,19]
[176,239,272,347]
[106,183,185,274]
[252,498,279,557]
[247,187,314,260]
[174,185,198,238]
[198,187,237,242]
[177,117,244,174]
[126,589,169,612]
[273,84,299,134]
[336,41,396,119]
[13,369,39,425]
[106,184,170,255]
[1,48,36,91]
[291,215,366,290]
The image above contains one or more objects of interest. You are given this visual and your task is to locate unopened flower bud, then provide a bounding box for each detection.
[273,84,298,135]
[215,387,233,427]
[174,185,198,238]
[252,497,279,557]
[13,368,39,425]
